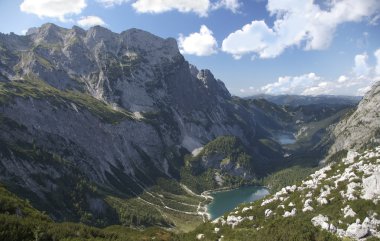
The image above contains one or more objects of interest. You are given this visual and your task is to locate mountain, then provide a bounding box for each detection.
[329,82,380,155]
[0,23,290,227]
[0,23,371,240]
[180,82,380,241]
[248,94,362,107]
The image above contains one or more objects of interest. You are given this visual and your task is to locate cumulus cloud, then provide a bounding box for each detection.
[261,73,322,95]
[240,49,380,96]
[222,0,380,59]
[77,16,106,28]
[132,0,210,16]
[178,25,218,56]
[353,53,371,77]
[20,0,86,22]
[212,0,241,13]
[97,0,130,8]
[131,0,241,16]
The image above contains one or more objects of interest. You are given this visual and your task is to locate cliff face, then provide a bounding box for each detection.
[0,24,277,223]
[329,82,380,154]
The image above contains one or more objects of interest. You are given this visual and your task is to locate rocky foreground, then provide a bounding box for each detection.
[191,147,380,240]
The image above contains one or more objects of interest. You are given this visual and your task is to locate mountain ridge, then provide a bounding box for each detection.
[0,23,372,239]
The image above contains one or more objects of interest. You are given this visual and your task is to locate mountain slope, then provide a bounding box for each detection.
[183,146,380,241]
[329,82,380,154]
[0,23,284,227]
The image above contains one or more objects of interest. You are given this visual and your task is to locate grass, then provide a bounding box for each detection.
[0,76,134,124]
[105,178,207,232]
[263,166,317,193]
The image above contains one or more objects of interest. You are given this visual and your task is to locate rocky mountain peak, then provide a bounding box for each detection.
[86,25,117,43]
[196,69,231,99]
[189,64,199,77]
[121,28,180,60]
[29,23,66,44]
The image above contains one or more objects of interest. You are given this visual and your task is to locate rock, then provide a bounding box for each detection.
[283,208,296,218]
[311,215,330,230]
[329,81,380,153]
[265,209,273,217]
[214,227,220,233]
[242,207,250,213]
[317,198,328,205]
[329,224,337,233]
[362,172,380,201]
[342,205,356,218]
[302,206,314,212]
[336,229,346,237]
[226,215,244,228]
[196,234,205,240]
[344,151,359,164]
[303,199,314,212]
[346,223,369,239]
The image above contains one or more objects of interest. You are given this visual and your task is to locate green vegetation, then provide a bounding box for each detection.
[263,166,317,193]
[0,183,177,241]
[179,136,261,193]
[180,147,380,241]
[179,215,340,241]
[325,149,348,164]
[0,76,134,124]
[105,177,207,232]
[185,136,254,175]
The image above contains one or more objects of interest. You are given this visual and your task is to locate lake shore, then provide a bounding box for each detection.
[204,186,270,220]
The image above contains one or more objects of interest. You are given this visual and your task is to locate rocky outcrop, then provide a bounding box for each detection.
[329,82,380,154]
[207,146,380,240]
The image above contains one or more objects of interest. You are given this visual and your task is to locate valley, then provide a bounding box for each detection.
[0,23,379,241]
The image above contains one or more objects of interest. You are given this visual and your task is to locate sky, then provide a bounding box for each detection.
[0,0,380,96]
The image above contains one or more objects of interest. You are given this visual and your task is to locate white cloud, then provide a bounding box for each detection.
[261,73,322,95]
[338,75,348,83]
[132,0,210,16]
[375,48,380,75]
[212,0,241,13]
[178,25,218,56]
[353,53,370,77]
[21,29,28,35]
[20,0,86,22]
[131,0,241,16]
[77,16,106,28]
[240,49,380,96]
[222,0,380,59]
[97,0,129,8]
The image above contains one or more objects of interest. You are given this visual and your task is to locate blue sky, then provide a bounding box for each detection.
[0,0,380,96]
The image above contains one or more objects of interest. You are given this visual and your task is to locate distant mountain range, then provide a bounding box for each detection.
[246,94,362,107]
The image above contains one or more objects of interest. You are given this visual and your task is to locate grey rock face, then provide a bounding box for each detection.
[329,82,380,154]
[0,24,278,222]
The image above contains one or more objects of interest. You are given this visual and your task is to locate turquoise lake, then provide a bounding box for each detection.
[207,186,269,220]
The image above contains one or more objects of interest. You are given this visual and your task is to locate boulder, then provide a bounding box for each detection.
[346,223,369,239]
[311,214,329,230]
[196,234,205,240]
[362,172,380,201]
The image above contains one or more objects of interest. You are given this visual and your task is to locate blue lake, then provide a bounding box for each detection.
[207,186,269,220]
